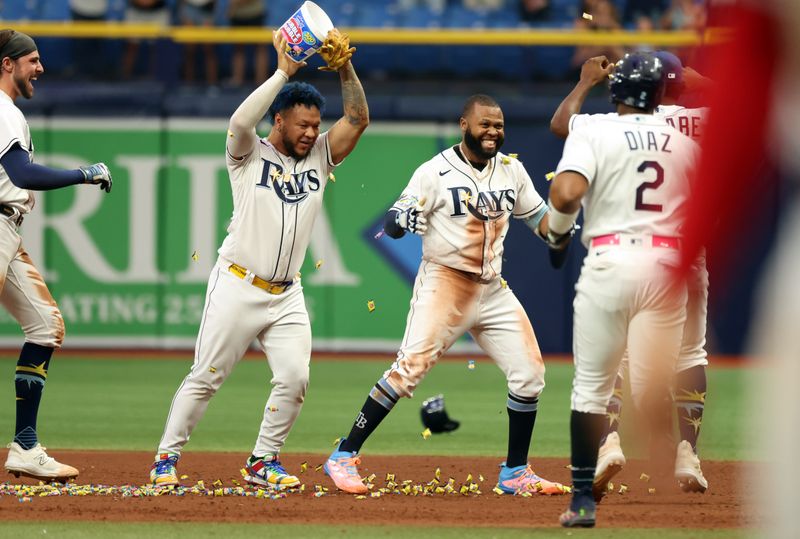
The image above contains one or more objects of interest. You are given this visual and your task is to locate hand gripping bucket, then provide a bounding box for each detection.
[279,1,334,63]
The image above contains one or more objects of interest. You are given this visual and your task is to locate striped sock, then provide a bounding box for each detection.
[339,378,400,454]
[14,343,55,450]
[506,392,539,468]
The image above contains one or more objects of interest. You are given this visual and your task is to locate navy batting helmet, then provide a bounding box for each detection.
[609,51,665,110]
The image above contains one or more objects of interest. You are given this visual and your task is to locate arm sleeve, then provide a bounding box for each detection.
[555,129,597,184]
[0,144,83,190]
[227,70,289,163]
[512,162,546,220]
[390,166,428,213]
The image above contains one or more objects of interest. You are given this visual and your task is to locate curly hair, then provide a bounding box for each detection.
[268,82,326,124]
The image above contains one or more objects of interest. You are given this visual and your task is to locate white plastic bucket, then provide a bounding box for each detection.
[279,1,334,63]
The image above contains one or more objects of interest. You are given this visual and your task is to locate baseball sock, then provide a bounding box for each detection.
[674,365,707,452]
[14,343,54,450]
[339,378,399,454]
[505,392,538,468]
[569,410,605,509]
[600,374,624,445]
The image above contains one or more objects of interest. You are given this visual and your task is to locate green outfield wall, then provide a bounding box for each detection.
[0,119,465,351]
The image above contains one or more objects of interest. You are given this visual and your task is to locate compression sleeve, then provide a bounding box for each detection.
[383,209,405,239]
[0,144,83,190]
[227,69,289,160]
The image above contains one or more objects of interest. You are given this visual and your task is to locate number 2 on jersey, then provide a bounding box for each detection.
[635,160,664,212]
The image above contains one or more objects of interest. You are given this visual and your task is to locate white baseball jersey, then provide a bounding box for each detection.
[220,132,337,281]
[571,105,708,142]
[557,114,699,247]
[0,92,35,213]
[393,145,545,281]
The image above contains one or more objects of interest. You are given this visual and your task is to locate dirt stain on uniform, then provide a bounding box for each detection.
[517,306,544,368]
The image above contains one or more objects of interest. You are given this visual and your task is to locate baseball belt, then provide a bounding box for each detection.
[228,263,293,295]
[0,204,23,227]
[591,233,680,250]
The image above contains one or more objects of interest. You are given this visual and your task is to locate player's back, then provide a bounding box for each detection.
[557,114,699,247]
[656,104,708,142]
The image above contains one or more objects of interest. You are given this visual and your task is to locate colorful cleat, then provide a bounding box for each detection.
[675,440,708,493]
[559,502,597,528]
[150,453,179,486]
[497,463,567,495]
[244,455,300,490]
[5,442,78,483]
[324,439,368,494]
[593,431,626,501]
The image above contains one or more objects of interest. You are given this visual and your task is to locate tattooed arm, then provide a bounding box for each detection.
[327,62,369,163]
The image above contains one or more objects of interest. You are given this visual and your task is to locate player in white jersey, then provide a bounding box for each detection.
[551,51,713,495]
[0,29,113,483]
[324,94,568,496]
[150,31,369,488]
[547,52,700,527]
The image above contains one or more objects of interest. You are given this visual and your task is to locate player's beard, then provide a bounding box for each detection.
[463,127,503,161]
[13,72,33,99]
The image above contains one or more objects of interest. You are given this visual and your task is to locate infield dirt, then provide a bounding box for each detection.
[0,451,755,529]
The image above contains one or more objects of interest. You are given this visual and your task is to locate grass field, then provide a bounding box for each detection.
[0,355,748,459]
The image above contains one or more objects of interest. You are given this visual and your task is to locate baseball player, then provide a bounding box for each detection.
[324,94,567,496]
[548,52,700,527]
[149,30,367,489]
[550,52,712,496]
[0,29,113,482]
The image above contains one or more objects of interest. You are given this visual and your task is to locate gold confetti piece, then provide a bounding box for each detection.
[370,491,381,498]
[421,428,432,440]
[435,468,441,480]
[191,250,199,262]
[459,485,469,495]
[268,405,278,412]
[328,172,336,183]
[386,473,395,482]
[355,495,367,500]
[493,486,505,495]
[300,462,308,473]
[546,171,556,181]
[639,473,650,482]
[500,278,507,289]
[648,487,656,494]
[315,464,323,472]
[479,474,484,482]
[520,491,533,498]
[315,260,323,269]
[213,480,223,487]
[296,271,302,279]
[180,475,189,480]
[227,130,235,138]
[366,474,376,483]
[313,491,326,497]
[270,169,281,180]
[434,486,445,494]
[466,474,473,483]
[582,12,593,20]
[209,367,216,373]
[299,484,306,492]
[501,157,510,165]
[619,483,628,494]
[468,360,475,370]
[534,481,543,492]
[509,153,519,159]
[333,437,343,447]
[607,482,614,492]
[367,300,376,312]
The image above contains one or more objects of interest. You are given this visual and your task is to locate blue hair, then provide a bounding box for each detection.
[267,82,326,124]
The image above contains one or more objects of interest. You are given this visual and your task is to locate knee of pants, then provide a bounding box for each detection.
[508,372,545,399]
[385,354,434,398]
[271,366,310,399]
[676,354,708,372]
[571,389,609,415]
[24,308,65,349]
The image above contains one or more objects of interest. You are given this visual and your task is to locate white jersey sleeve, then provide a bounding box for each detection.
[512,161,546,219]
[392,164,433,212]
[556,127,598,184]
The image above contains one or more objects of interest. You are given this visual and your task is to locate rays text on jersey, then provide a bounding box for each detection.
[447,186,516,221]
[257,159,321,204]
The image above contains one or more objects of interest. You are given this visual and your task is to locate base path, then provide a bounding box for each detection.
[0,451,756,529]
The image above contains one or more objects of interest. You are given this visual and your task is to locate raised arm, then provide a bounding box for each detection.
[227,32,306,160]
[327,61,369,164]
[550,56,614,138]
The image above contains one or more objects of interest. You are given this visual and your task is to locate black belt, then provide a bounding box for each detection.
[0,204,22,226]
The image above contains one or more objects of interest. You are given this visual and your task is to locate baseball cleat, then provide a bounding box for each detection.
[5,442,78,483]
[674,440,708,493]
[593,431,626,501]
[559,501,597,528]
[324,439,368,494]
[244,455,300,490]
[497,463,567,495]
[150,453,180,486]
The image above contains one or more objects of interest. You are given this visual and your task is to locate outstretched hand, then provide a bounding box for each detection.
[273,30,307,77]
[79,162,112,193]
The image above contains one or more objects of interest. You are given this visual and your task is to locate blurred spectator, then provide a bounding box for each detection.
[122,0,171,79]
[69,0,109,79]
[622,0,669,26]
[178,0,219,85]
[571,0,625,68]
[227,0,268,86]
[519,0,550,24]
[661,0,706,32]
[396,0,447,13]
[463,0,504,11]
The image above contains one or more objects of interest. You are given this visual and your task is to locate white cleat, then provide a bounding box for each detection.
[675,440,708,493]
[593,432,626,502]
[5,442,79,483]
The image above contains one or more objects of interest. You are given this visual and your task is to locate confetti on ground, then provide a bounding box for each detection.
[493,486,505,495]
[467,360,475,370]
[435,468,441,480]
[421,428,432,440]
[300,462,308,473]
[367,300,376,312]
[479,475,484,482]
[607,482,614,492]
[582,12,593,20]
[619,483,628,494]
[500,278,507,289]
[373,230,384,240]
[328,172,336,183]
[315,260,323,269]
[648,487,656,494]
[180,475,189,480]
[191,251,199,262]
[315,464,324,472]
[386,473,395,482]
[639,473,650,482]
[355,495,367,500]
[546,171,556,181]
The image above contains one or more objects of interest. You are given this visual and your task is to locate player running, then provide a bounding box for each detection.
[150,30,367,489]
[324,94,568,496]
[0,29,113,482]
[550,52,712,496]
[547,52,700,527]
